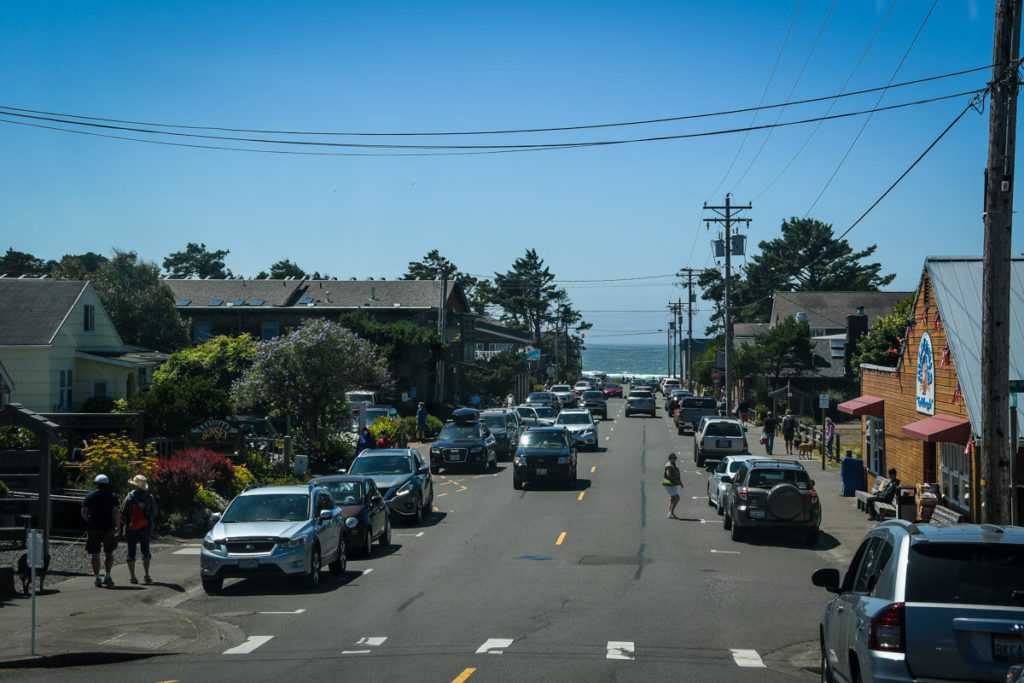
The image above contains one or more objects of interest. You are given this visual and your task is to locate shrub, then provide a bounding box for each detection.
[194,484,227,512]
[399,414,444,439]
[151,448,234,515]
[369,416,409,447]
[0,426,38,450]
[82,434,157,493]
[50,445,70,488]
[313,430,356,474]
[241,449,271,479]
[80,396,116,413]
[231,464,257,495]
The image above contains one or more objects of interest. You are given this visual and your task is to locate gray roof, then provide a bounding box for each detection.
[769,290,913,329]
[927,256,1024,436]
[164,279,303,308]
[733,322,769,339]
[0,279,88,345]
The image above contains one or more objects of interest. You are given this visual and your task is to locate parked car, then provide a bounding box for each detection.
[200,484,345,593]
[664,388,691,413]
[660,378,681,395]
[549,385,577,409]
[707,455,768,513]
[694,417,748,467]
[512,426,577,490]
[602,383,623,399]
[555,408,599,451]
[480,408,520,459]
[625,388,656,417]
[813,521,1024,683]
[350,404,398,432]
[721,460,820,544]
[573,380,594,396]
[675,396,719,434]
[525,391,562,411]
[308,475,391,557]
[579,390,608,420]
[428,413,498,473]
[228,415,279,439]
[347,449,434,524]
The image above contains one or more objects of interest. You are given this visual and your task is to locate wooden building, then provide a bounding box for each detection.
[840,257,1024,524]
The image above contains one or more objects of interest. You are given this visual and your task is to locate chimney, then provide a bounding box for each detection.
[845,305,870,377]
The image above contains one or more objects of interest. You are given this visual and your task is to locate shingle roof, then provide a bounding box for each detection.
[733,322,769,339]
[296,279,459,309]
[769,290,912,329]
[164,279,303,308]
[0,279,88,345]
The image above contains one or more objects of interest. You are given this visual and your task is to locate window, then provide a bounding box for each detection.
[865,416,886,475]
[92,381,107,399]
[138,368,150,389]
[261,322,281,340]
[83,304,95,332]
[906,542,1024,606]
[194,321,213,342]
[209,299,223,306]
[939,441,971,511]
[58,369,73,411]
[251,298,265,306]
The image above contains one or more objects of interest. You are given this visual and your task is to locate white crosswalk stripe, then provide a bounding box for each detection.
[606,641,635,660]
[223,635,273,655]
[342,636,387,654]
[730,648,766,668]
[475,638,514,654]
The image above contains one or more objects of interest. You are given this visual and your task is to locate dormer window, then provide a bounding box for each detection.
[83,304,96,332]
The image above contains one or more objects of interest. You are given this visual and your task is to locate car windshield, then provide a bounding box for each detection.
[551,385,571,392]
[481,415,505,428]
[320,481,362,506]
[905,542,1024,606]
[347,392,374,403]
[581,391,603,400]
[556,413,592,425]
[705,422,742,437]
[729,460,747,474]
[365,409,388,422]
[350,455,413,475]
[515,407,536,418]
[528,393,552,402]
[222,493,310,523]
[534,407,558,419]
[438,424,479,440]
[747,468,811,489]
[520,431,569,449]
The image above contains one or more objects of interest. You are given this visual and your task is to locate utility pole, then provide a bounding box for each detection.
[704,194,751,418]
[981,0,1021,524]
[436,270,449,403]
[667,300,683,378]
[677,269,700,389]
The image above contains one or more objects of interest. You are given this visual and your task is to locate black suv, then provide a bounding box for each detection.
[428,409,497,473]
[721,460,821,544]
[512,426,577,490]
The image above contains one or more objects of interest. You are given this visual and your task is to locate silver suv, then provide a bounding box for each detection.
[813,521,1024,683]
[200,485,345,593]
[625,389,656,418]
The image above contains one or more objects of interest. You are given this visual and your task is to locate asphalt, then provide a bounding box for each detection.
[0,399,877,681]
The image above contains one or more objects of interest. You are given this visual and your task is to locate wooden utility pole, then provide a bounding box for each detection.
[981,0,1021,524]
[704,195,751,417]
[668,300,684,378]
[678,269,700,389]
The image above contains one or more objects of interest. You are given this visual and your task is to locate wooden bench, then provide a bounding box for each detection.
[855,478,888,511]
[927,505,963,527]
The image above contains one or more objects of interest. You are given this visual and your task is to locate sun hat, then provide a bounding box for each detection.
[94,474,110,485]
[130,474,149,490]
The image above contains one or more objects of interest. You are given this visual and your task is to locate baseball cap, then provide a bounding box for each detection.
[94,474,110,484]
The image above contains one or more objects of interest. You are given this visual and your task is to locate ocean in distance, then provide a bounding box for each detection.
[582,344,672,378]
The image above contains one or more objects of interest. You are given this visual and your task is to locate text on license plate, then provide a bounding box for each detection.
[447,453,464,461]
[994,636,1023,662]
[535,468,547,475]
[749,509,765,519]
[717,439,732,448]
[239,558,259,569]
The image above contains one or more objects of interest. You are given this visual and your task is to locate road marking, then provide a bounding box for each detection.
[437,492,449,497]
[556,531,567,545]
[433,506,442,512]
[343,636,388,653]
[397,531,426,537]
[223,635,274,655]
[578,491,586,501]
[710,549,741,554]
[475,638,514,654]
[173,547,202,555]
[361,568,374,575]
[606,641,635,660]
[259,608,306,614]
[451,668,476,683]
[730,649,766,668]
[605,437,610,441]
[591,466,597,473]
[342,650,372,655]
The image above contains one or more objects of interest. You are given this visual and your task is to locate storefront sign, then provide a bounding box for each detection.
[190,418,238,442]
[916,332,935,415]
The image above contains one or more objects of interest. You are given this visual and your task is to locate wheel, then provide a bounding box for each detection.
[379,518,391,546]
[820,638,833,683]
[430,464,440,475]
[625,410,631,417]
[513,477,523,490]
[201,577,223,594]
[805,528,820,546]
[696,452,705,468]
[413,496,424,525]
[730,521,744,542]
[362,528,373,557]
[723,511,732,530]
[602,411,608,420]
[490,452,497,470]
[677,425,684,435]
[305,546,322,589]
[329,537,347,574]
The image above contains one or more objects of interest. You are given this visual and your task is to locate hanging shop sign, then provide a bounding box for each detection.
[916,331,935,415]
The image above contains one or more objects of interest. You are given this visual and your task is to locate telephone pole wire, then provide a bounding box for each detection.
[980,0,1021,524]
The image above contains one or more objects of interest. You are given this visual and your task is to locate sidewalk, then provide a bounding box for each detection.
[744,431,873,567]
[0,539,243,668]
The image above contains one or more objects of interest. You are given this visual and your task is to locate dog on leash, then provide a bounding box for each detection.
[797,440,815,458]
[17,551,50,595]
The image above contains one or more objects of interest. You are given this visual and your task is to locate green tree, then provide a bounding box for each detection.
[231,319,390,451]
[163,242,232,279]
[131,335,258,437]
[854,296,914,371]
[0,247,49,277]
[489,249,568,345]
[337,311,445,374]
[93,250,190,352]
[741,317,815,385]
[50,252,110,279]
[257,259,307,279]
[462,349,527,398]
[403,249,486,314]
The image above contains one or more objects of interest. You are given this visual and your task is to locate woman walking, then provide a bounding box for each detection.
[663,453,683,519]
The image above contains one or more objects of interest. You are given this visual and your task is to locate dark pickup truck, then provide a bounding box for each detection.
[675,396,719,434]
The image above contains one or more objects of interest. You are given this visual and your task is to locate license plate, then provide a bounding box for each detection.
[535,468,547,475]
[447,453,464,462]
[238,558,259,569]
[994,636,1024,662]
[749,509,765,519]
[717,439,732,448]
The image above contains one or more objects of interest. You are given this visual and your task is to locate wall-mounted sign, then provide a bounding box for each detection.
[916,331,935,415]
[190,418,238,442]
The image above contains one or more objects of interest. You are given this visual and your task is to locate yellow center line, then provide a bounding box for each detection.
[590,466,597,473]
[577,491,585,501]
[437,492,449,497]
[451,668,476,683]
[556,531,567,545]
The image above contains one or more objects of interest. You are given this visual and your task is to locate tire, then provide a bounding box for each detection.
[379,518,391,546]
[413,496,424,525]
[430,465,440,475]
[723,511,732,531]
[677,425,685,435]
[513,477,523,490]
[329,538,347,574]
[820,638,833,683]
[201,577,223,594]
[696,452,705,468]
[730,521,744,542]
[305,546,321,589]
[602,411,608,421]
[625,410,631,417]
[362,528,373,557]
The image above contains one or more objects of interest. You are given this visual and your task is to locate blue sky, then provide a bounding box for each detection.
[0,1,1011,343]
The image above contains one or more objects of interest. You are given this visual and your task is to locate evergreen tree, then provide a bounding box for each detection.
[163,242,232,279]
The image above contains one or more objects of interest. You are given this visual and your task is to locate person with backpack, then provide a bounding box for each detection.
[781,409,797,456]
[121,474,158,585]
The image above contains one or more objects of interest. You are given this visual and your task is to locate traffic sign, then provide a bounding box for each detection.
[819,393,830,409]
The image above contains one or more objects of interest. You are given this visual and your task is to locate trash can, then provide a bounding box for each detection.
[896,489,917,521]
[840,456,865,497]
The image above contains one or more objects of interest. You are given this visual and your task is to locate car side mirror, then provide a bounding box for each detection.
[720,476,732,485]
[811,568,842,593]
[371,495,383,506]
[319,509,334,521]
[418,465,429,474]
[210,512,222,525]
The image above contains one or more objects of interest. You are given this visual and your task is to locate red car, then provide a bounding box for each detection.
[602,383,623,398]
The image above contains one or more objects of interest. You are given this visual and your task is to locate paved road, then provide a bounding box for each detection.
[7,399,834,681]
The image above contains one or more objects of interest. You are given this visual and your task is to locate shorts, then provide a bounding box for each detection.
[124,529,151,562]
[664,485,681,497]
[86,529,118,554]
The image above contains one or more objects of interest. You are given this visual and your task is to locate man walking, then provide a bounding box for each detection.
[762,411,778,456]
[81,474,121,587]
[781,409,797,456]
[415,402,428,442]
[122,474,157,585]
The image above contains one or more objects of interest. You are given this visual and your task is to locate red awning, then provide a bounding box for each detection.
[901,414,972,445]
[837,395,885,417]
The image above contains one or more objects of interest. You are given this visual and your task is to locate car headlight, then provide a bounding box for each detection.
[514,455,525,466]
[470,446,484,454]
[202,536,221,551]
[430,447,441,455]
[280,537,306,549]
[557,456,570,464]
[345,517,359,530]
[396,482,414,497]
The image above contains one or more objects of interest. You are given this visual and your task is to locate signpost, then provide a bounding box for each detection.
[27,529,43,655]
[819,394,830,472]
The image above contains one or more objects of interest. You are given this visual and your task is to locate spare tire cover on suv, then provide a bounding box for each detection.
[766,483,804,520]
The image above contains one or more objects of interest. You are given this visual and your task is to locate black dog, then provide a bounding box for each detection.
[16,552,50,595]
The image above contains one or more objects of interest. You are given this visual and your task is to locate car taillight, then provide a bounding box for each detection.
[743,439,748,450]
[868,602,905,653]
[699,438,704,448]
[809,488,818,504]
[737,486,749,501]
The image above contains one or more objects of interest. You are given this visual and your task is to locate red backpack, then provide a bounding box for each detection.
[127,493,149,531]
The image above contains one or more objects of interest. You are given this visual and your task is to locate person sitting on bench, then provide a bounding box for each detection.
[866,468,899,520]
